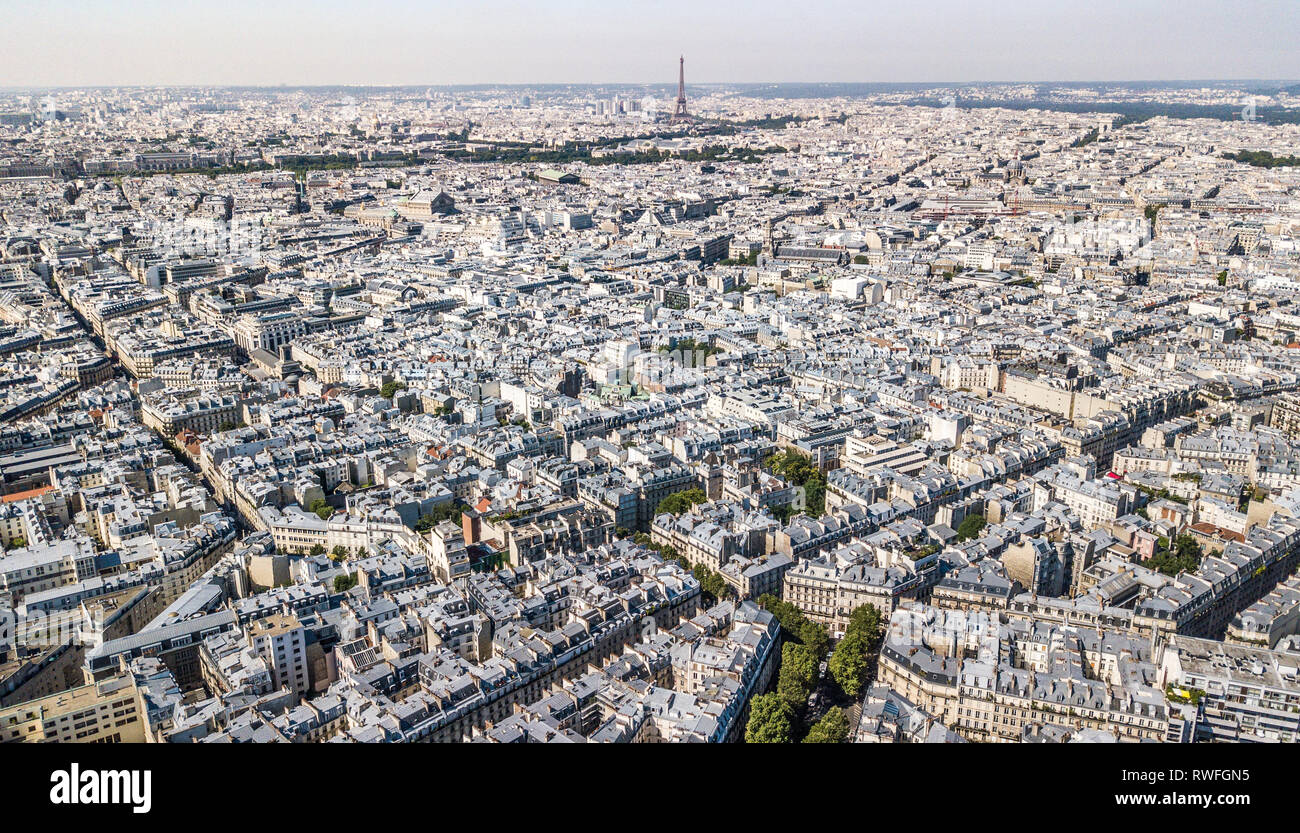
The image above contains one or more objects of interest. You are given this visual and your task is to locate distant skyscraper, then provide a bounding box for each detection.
[671,56,692,123]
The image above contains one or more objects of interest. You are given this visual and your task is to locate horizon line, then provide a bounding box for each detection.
[3,78,1298,92]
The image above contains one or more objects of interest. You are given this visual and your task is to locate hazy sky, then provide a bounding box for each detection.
[2,0,1297,87]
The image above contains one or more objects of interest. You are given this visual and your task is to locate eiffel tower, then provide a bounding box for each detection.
[670,55,692,124]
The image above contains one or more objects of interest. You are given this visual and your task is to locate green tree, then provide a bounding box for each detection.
[1144,202,1165,230]
[1223,149,1300,168]
[330,545,348,561]
[798,620,830,663]
[846,603,884,651]
[656,488,708,516]
[310,498,333,521]
[776,643,819,709]
[309,543,326,556]
[763,450,827,516]
[333,572,358,593]
[380,381,406,400]
[1143,533,1203,576]
[691,562,732,602]
[415,501,469,531]
[745,693,794,743]
[829,630,871,697]
[956,513,986,541]
[756,594,829,661]
[803,706,850,743]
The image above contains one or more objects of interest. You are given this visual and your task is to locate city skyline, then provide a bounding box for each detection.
[4,0,1300,807]
[2,0,1298,87]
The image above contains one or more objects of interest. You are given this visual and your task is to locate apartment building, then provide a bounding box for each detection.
[1160,635,1300,743]
[248,614,310,697]
[0,672,144,743]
